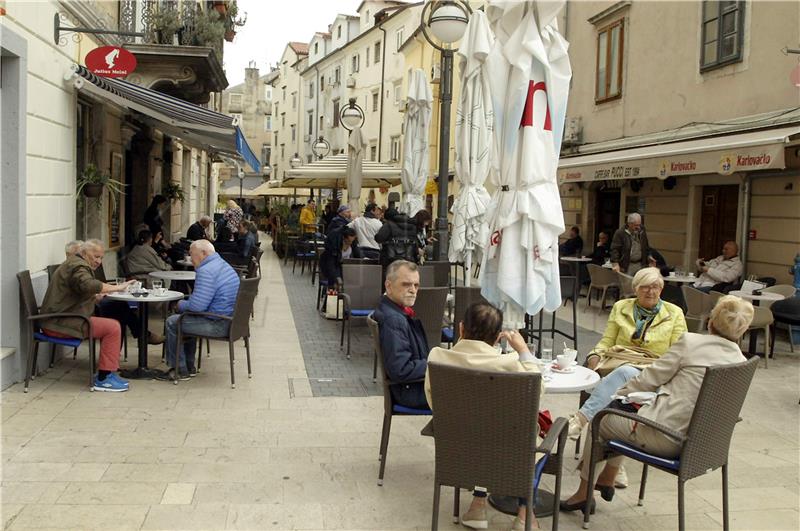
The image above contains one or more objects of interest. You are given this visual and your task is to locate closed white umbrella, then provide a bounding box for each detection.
[448,10,494,274]
[480,0,571,329]
[400,68,431,217]
[346,125,366,212]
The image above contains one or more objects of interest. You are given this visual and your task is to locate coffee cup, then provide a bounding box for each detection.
[154,287,167,296]
[669,271,676,277]
[556,348,577,369]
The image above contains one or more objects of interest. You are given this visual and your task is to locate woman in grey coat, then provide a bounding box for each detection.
[126,230,171,274]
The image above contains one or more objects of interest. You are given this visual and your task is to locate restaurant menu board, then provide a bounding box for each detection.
[107,152,122,249]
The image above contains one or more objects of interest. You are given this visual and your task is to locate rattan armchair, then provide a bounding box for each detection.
[338,263,383,359]
[427,362,568,531]
[681,285,711,329]
[412,287,449,352]
[441,286,488,345]
[582,356,760,531]
[175,276,260,388]
[366,315,431,486]
[17,270,95,392]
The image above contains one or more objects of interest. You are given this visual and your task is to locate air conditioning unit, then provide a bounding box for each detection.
[563,117,583,146]
[431,64,441,84]
[346,77,356,88]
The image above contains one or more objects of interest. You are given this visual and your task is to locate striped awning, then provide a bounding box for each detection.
[283,154,401,188]
[67,64,260,173]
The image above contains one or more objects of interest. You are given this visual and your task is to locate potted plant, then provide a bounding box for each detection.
[212,1,227,16]
[224,0,247,41]
[151,7,182,45]
[163,180,185,203]
[76,163,126,209]
[193,8,225,52]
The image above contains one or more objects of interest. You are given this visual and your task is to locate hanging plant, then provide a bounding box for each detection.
[193,8,226,48]
[224,0,247,41]
[151,6,182,45]
[163,180,185,203]
[76,163,126,211]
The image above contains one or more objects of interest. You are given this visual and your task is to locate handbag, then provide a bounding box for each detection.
[592,345,659,376]
[324,289,344,320]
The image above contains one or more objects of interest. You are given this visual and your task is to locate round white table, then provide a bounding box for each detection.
[149,270,196,281]
[489,362,599,517]
[665,274,697,284]
[107,289,184,379]
[176,259,193,268]
[602,262,614,269]
[728,290,784,304]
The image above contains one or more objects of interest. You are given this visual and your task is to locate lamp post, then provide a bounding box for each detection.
[290,153,302,169]
[421,0,470,261]
[312,136,331,160]
[340,97,365,131]
[237,164,244,206]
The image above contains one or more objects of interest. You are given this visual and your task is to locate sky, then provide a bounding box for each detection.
[222,0,363,87]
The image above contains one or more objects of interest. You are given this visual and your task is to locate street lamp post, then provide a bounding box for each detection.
[340,97,365,132]
[421,0,470,261]
[312,136,331,160]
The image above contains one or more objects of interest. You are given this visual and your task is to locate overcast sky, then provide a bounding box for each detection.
[222,0,363,86]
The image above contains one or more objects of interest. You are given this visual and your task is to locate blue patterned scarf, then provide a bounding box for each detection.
[632,300,662,341]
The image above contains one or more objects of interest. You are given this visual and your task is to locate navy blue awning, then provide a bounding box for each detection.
[69,64,261,173]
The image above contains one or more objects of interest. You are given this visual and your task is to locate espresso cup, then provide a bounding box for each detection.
[556,349,577,368]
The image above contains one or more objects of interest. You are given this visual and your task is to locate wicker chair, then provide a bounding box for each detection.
[586,264,618,310]
[582,356,760,531]
[616,271,635,299]
[441,286,488,345]
[742,306,773,367]
[413,287,449,351]
[17,270,95,392]
[175,276,259,388]
[366,315,431,486]
[427,362,568,531]
[681,285,711,328]
[419,261,451,288]
[761,284,796,309]
[339,263,383,359]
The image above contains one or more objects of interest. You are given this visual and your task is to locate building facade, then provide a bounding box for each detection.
[270,42,309,182]
[556,0,800,284]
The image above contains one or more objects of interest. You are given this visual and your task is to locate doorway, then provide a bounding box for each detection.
[698,185,739,260]
[594,187,621,240]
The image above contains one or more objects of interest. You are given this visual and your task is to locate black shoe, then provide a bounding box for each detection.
[188,367,198,377]
[594,484,615,502]
[156,368,190,381]
[559,499,596,514]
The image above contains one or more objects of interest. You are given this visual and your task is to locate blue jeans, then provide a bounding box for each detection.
[165,314,230,372]
[579,365,642,421]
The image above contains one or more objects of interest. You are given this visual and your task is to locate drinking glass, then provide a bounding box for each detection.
[152,280,163,290]
[541,338,554,363]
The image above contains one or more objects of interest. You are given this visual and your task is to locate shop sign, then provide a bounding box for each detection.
[85,46,137,78]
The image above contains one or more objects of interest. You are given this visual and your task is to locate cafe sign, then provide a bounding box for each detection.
[85,46,137,78]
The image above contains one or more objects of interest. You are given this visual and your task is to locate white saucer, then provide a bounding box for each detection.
[550,365,575,374]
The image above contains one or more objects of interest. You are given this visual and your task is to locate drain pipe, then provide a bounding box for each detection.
[740,175,751,276]
[377,24,387,162]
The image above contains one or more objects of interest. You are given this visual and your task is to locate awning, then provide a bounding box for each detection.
[283,154,401,188]
[558,125,800,183]
[67,64,261,173]
[219,183,312,197]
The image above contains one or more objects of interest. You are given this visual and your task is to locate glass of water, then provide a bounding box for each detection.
[152,280,163,291]
[541,338,554,363]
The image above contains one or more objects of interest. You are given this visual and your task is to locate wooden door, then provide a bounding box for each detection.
[595,188,621,239]
[698,185,739,260]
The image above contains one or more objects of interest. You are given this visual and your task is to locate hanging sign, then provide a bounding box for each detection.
[85,46,137,78]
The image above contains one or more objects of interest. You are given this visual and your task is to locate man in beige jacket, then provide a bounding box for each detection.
[424,302,543,531]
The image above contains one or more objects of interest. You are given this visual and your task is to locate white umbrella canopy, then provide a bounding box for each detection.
[448,10,494,273]
[400,68,431,217]
[346,125,366,212]
[479,0,571,329]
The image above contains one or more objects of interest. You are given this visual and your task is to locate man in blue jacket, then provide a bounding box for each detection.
[161,240,240,380]
[372,260,430,409]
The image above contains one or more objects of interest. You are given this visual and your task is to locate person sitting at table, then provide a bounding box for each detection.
[348,203,382,260]
[299,199,317,235]
[424,302,543,531]
[567,267,687,491]
[187,215,212,241]
[693,240,743,293]
[589,231,610,265]
[319,226,362,288]
[236,220,257,259]
[42,239,135,392]
[214,227,239,254]
[559,225,584,257]
[326,204,353,235]
[126,230,172,274]
[372,260,429,409]
[560,295,752,513]
[160,240,240,380]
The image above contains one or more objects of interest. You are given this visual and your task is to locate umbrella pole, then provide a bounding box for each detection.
[434,49,454,261]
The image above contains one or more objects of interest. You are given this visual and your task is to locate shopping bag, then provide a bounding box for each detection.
[324,289,344,320]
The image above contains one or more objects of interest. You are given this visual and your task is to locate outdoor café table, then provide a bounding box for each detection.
[108,289,184,380]
[664,274,698,284]
[149,270,196,282]
[176,258,193,268]
[560,256,592,297]
[729,290,785,357]
[489,363,601,518]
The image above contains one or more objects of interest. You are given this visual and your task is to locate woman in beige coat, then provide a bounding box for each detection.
[560,295,753,513]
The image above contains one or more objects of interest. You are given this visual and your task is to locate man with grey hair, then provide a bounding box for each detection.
[64,240,84,258]
[693,240,743,292]
[186,215,213,241]
[372,260,429,409]
[160,239,240,381]
[610,212,654,274]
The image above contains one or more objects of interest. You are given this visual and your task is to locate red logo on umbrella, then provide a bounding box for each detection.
[85,46,137,78]
[490,230,502,246]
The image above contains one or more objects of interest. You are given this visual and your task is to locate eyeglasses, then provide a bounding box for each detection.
[638,284,662,292]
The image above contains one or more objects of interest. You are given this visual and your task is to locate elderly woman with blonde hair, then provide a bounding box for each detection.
[223,199,243,237]
[560,295,753,513]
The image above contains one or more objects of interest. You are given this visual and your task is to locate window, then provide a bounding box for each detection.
[291,124,296,142]
[264,115,272,132]
[337,25,341,38]
[352,54,360,73]
[292,92,297,109]
[701,1,744,71]
[261,144,270,165]
[281,113,285,127]
[595,19,624,102]
[264,86,272,100]
[394,83,402,105]
[372,91,379,112]
[307,111,314,135]
[231,113,242,124]
[334,66,341,84]
[319,76,324,93]
[319,115,324,131]
[396,27,404,52]
[282,87,286,100]
[390,136,400,161]
[228,93,242,109]
[370,145,377,161]
[366,46,370,66]
[280,144,285,159]
[333,99,340,127]
[314,42,319,54]
[308,81,314,94]
[374,41,381,63]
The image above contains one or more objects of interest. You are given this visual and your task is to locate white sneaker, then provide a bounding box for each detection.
[615,464,629,489]
[512,516,540,530]
[461,506,488,529]
[567,414,585,440]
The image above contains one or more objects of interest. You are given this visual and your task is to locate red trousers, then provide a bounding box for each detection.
[44,316,121,372]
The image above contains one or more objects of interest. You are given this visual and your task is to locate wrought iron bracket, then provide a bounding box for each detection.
[54,12,144,45]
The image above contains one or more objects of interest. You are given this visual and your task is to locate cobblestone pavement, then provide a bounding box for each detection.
[279,253,603,398]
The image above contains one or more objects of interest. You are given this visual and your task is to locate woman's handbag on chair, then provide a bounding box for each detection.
[592,345,660,376]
